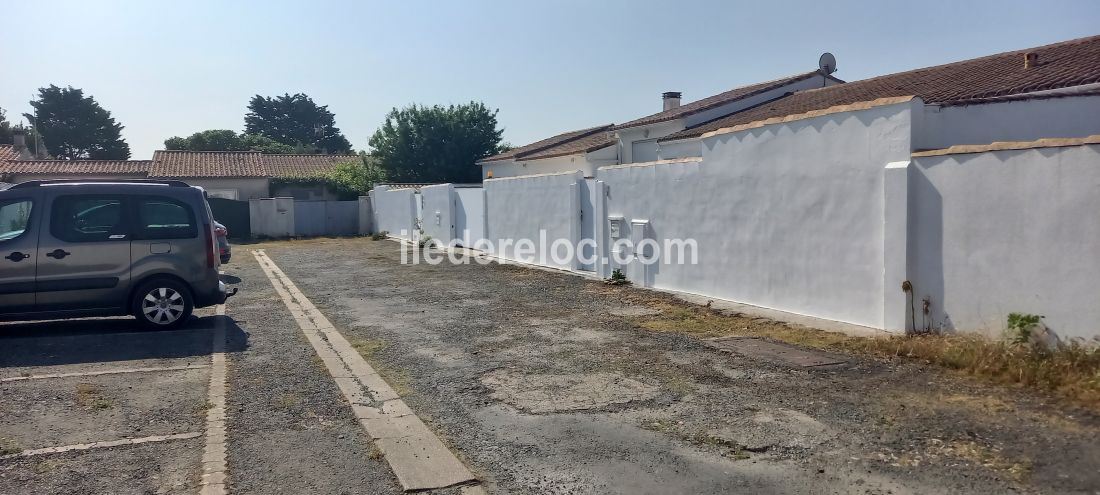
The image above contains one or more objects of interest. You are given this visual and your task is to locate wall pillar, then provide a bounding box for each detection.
[883,161,911,332]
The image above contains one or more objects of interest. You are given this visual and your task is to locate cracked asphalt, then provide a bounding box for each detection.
[3,236,1098,494]
[262,237,1100,495]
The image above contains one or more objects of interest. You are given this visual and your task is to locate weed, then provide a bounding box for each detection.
[616,294,1100,410]
[32,459,60,474]
[75,383,113,411]
[367,443,385,460]
[606,269,630,286]
[0,436,20,456]
[370,231,389,241]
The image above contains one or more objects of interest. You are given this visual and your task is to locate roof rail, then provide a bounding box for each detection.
[9,179,191,189]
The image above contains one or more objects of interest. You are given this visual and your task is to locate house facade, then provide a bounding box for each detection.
[0,149,358,200]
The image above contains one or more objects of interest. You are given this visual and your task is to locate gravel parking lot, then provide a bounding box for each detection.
[3,236,1098,494]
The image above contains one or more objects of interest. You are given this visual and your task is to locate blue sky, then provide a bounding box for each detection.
[3,0,1098,159]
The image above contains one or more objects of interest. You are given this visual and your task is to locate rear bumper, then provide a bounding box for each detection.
[195,280,228,307]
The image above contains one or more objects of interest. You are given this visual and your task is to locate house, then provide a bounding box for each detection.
[477,67,841,178]
[0,150,358,200]
[477,125,618,179]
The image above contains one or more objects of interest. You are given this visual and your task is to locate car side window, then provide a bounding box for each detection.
[135,196,197,240]
[0,199,34,242]
[50,195,127,243]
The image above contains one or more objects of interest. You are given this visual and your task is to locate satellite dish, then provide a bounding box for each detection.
[818,52,837,74]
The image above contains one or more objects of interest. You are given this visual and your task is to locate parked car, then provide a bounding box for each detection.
[0,179,235,329]
[213,221,232,263]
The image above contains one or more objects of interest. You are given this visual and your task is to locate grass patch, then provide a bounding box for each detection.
[350,337,414,397]
[75,383,113,411]
[0,436,21,456]
[367,442,385,460]
[626,298,1100,411]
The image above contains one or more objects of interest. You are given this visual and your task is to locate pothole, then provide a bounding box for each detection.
[708,408,834,452]
[480,370,660,414]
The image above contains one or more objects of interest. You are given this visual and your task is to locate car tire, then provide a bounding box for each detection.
[132,278,194,330]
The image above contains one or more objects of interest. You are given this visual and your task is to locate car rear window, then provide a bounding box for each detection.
[135,196,197,240]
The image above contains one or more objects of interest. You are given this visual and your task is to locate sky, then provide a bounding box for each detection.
[3,0,1099,159]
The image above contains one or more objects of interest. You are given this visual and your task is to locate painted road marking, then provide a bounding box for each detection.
[0,432,202,461]
[0,364,210,383]
[198,304,230,495]
[252,249,479,492]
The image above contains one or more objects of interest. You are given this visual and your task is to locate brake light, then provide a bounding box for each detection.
[203,223,216,268]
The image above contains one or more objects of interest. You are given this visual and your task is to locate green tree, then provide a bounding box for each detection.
[368,102,504,183]
[164,129,294,154]
[0,107,12,144]
[25,85,130,160]
[244,93,352,153]
[326,153,388,199]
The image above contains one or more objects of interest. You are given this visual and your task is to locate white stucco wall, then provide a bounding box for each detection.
[484,171,581,270]
[917,94,1100,150]
[907,144,1100,339]
[599,100,916,328]
[420,183,454,244]
[371,186,418,240]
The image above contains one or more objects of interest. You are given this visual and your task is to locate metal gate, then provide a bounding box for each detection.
[208,198,251,239]
[293,200,359,237]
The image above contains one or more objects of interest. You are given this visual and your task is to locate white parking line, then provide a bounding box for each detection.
[0,364,210,383]
[251,249,479,492]
[198,304,229,495]
[0,432,202,461]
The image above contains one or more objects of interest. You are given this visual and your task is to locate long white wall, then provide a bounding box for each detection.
[917,94,1100,150]
[484,171,581,270]
[599,100,917,328]
[371,186,417,240]
[908,144,1100,339]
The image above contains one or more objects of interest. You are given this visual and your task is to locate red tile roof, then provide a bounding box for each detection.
[479,125,613,163]
[614,71,836,130]
[664,34,1100,141]
[520,129,616,161]
[0,159,151,175]
[150,150,266,178]
[264,153,359,178]
[0,145,17,162]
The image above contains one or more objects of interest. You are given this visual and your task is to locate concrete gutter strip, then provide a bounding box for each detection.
[252,249,479,492]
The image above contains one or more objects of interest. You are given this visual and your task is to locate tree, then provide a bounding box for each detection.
[368,102,504,183]
[244,93,352,153]
[326,154,388,199]
[0,107,12,144]
[25,85,130,160]
[164,129,295,154]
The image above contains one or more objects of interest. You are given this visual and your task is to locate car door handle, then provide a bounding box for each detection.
[4,251,30,262]
[46,249,71,259]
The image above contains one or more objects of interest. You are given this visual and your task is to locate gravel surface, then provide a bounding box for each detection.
[220,255,404,494]
[260,237,1100,495]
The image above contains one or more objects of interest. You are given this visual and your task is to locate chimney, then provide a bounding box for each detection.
[1024,52,1039,69]
[662,91,682,111]
[12,127,26,150]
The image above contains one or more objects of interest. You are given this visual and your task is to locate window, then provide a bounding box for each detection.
[135,196,197,240]
[51,196,127,243]
[0,199,33,242]
[206,189,239,200]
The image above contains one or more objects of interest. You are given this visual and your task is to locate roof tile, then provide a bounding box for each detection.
[664,35,1100,141]
[0,159,151,175]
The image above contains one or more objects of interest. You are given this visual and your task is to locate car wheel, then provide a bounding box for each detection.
[133,278,194,330]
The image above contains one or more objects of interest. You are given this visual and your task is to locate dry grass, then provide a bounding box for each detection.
[350,337,414,397]
[367,442,385,460]
[74,383,113,411]
[0,435,20,456]
[621,296,1100,411]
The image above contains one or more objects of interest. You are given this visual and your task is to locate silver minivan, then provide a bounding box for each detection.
[0,179,231,329]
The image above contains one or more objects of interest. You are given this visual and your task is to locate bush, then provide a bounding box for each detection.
[371,231,388,241]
